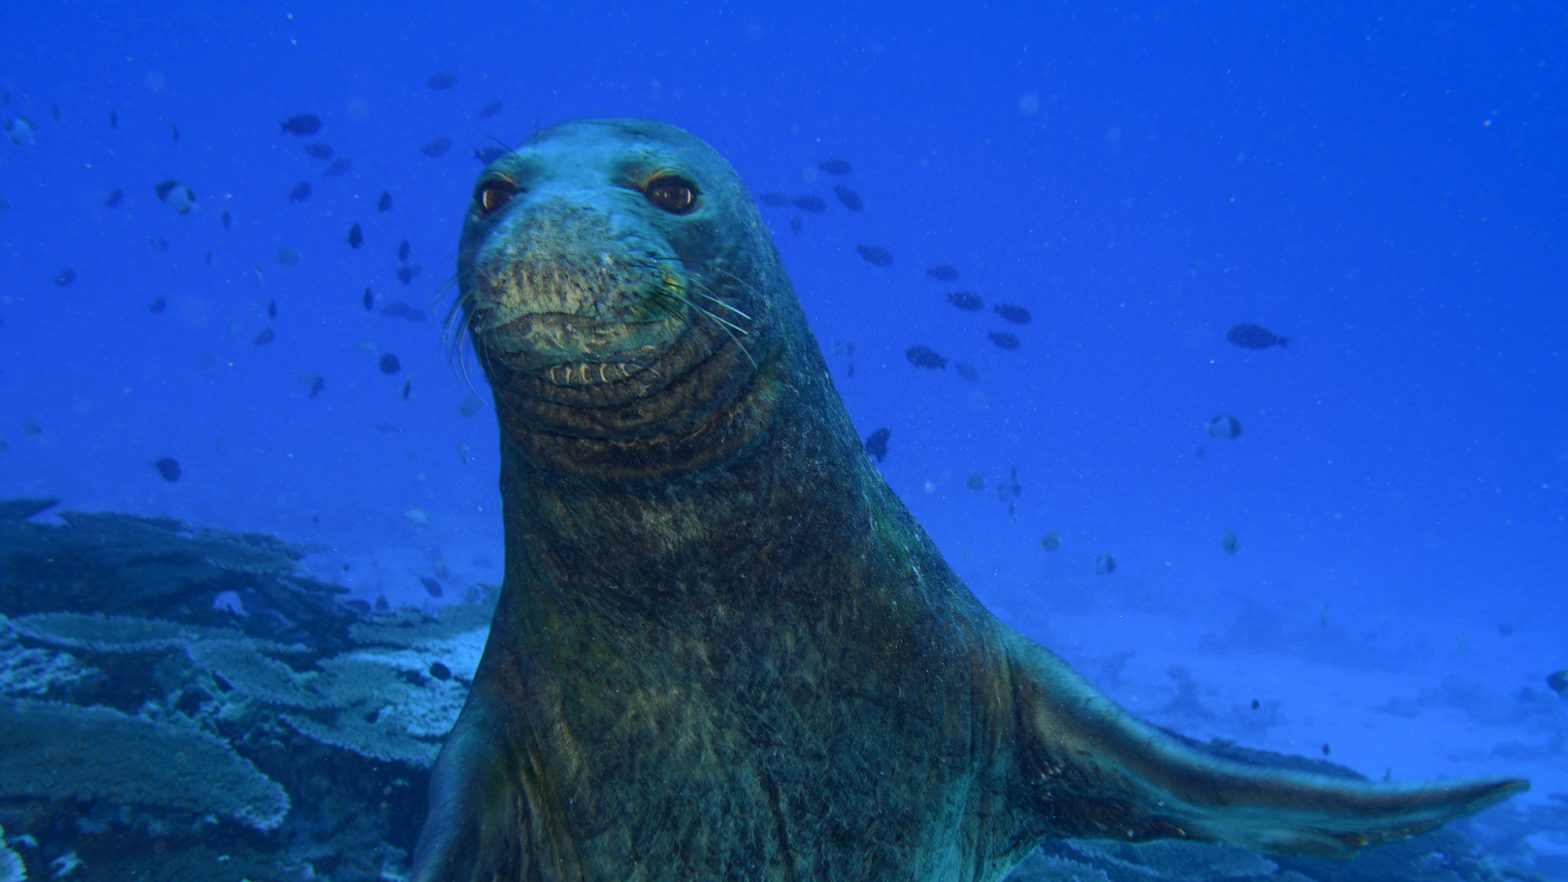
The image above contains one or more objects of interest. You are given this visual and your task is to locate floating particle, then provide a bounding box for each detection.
[947,291,983,311]
[279,113,322,135]
[152,456,182,482]
[379,352,401,374]
[905,345,946,369]
[833,184,863,212]
[864,427,890,463]
[347,222,363,249]
[986,330,1020,351]
[926,265,961,281]
[993,303,1032,325]
[1226,323,1290,350]
[856,244,893,267]
[154,179,196,214]
[421,136,453,158]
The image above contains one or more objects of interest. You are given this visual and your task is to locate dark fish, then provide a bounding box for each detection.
[954,363,980,382]
[420,576,444,597]
[790,195,826,213]
[322,157,353,177]
[1226,323,1290,350]
[149,296,167,314]
[108,106,118,129]
[279,113,322,136]
[856,244,893,267]
[401,379,413,400]
[104,188,124,208]
[288,181,312,202]
[864,427,890,463]
[1251,698,1261,710]
[905,345,946,369]
[926,265,961,281]
[1094,554,1117,575]
[347,223,364,249]
[304,142,335,160]
[155,179,195,215]
[148,236,169,253]
[1206,415,1243,440]
[833,184,863,212]
[430,661,453,680]
[427,72,458,90]
[50,104,60,121]
[362,287,375,311]
[947,291,983,311]
[1547,670,1568,696]
[757,192,789,207]
[398,239,411,262]
[54,268,76,287]
[788,217,802,234]
[380,301,427,322]
[479,100,503,118]
[818,159,852,176]
[993,303,1032,325]
[474,146,507,164]
[276,246,302,266]
[267,299,278,319]
[965,474,985,492]
[1322,743,1332,756]
[221,209,232,230]
[421,136,453,158]
[375,596,389,612]
[1221,530,1240,555]
[153,456,181,482]
[253,327,275,347]
[396,264,422,284]
[1040,531,1060,551]
[986,330,1020,351]
[379,353,401,374]
[170,122,180,142]
[377,191,393,212]
[308,374,326,398]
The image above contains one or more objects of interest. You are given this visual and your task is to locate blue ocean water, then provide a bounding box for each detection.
[1,1,1563,878]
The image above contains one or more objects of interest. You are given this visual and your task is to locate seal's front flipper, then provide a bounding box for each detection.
[1009,640,1527,856]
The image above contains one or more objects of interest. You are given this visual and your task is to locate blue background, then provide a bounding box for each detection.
[2,0,1563,867]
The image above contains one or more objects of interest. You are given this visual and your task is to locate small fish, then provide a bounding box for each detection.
[459,396,486,417]
[4,116,36,146]
[377,191,393,212]
[322,157,353,177]
[153,456,182,482]
[790,195,826,213]
[267,299,278,319]
[856,244,893,267]
[288,181,312,202]
[108,106,119,128]
[954,362,980,382]
[757,192,789,207]
[986,330,1020,351]
[307,374,326,398]
[965,474,985,492]
[1250,698,1261,711]
[362,287,375,311]
[379,353,401,374]
[24,418,42,436]
[430,661,453,680]
[1221,530,1240,555]
[276,246,302,266]
[1094,554,1117,575]
[375,596,390,612]
[420,576,444,597]
[221,209,232,230]
[155,179,196,215]
[427,72,458,90]
[833,184,863,212]
[1040,531,1060,551]
[818,159,852,176]
[926,265,961,281]
[993,303,1032,325]
[304,142,335,160]
[253,327,276,347]
[788,217,802,234]
[397,239,411,262]
[1321,743,1332,757]
[148,236,169,253]
[401,378,413,400]
[54,268,76,287]
[104,188,124,208]
[149,296,167,314]
[905,345,947,369]
[170,122,180,142]
[396,264,422,284]
[1226,323,1290,350]
[49,104,60,120]
[947,291,983,311]
[1547,670,1568,697]
[347,222,363,249]
[1206,415,1243,440]
[379,301,426,322]
[864,427,890,463]
[474,146,507,164]
[280,113,322,135]
[479,99,503,118]
[421,136,453,158]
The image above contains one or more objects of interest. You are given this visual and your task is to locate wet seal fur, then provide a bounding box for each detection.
[413,119,1525,881]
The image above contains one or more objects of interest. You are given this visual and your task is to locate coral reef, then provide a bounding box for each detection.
[0,823,25,882]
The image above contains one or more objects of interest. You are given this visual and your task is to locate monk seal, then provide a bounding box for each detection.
[412,118,1525,881]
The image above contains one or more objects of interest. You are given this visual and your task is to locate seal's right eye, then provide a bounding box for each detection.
[477,180,517,215]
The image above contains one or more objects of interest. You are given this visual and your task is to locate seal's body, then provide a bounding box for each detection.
[412,119,1523,882]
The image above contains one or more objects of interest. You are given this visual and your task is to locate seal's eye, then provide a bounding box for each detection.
[645,176,698,215]
[477,180,517,215]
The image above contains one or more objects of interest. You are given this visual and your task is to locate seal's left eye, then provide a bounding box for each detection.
[645,176,698,215]
[477,181,517,215]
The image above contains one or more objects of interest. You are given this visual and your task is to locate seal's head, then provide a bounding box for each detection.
[457,119,800,477]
